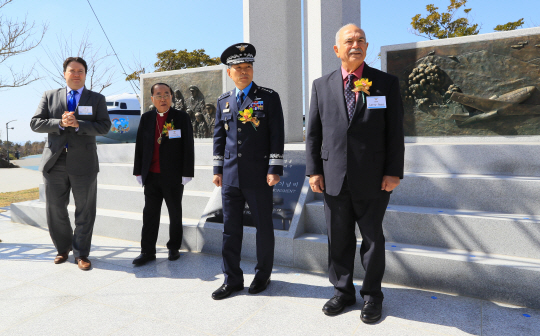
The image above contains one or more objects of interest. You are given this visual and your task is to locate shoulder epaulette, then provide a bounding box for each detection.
[258,86,274,94]
[218,91,233,100]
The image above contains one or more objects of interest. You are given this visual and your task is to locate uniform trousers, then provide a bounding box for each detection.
[323,176,391,303]
[43,152,97,258]
[221,184,275,286]
[141,172,184,254]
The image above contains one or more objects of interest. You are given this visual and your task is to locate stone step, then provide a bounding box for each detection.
[308,172,540,213]
[404,142,540,176]
[38,184,212,220]
[393,172,540,214]
[98,163,215,191]
[304,201,540,259]
[10,200,200,252]
[293,233,540,310]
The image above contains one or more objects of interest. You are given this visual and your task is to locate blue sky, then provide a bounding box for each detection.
[1,0,538,143]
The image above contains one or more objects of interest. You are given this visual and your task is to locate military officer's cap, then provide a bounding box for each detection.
[221,43,256,65]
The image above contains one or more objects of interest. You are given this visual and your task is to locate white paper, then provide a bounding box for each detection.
[366,96,387,109]
[78,106,93,115]
[169,129,181,138]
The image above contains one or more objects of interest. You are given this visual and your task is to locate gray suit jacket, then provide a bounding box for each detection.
[30,87,111,175]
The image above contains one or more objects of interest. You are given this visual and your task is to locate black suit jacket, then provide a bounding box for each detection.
[305,64,405,199]
[133,107,195,185]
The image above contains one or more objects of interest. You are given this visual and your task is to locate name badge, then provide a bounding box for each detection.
[169,130,181,138]
[366,96,387,109]
[223,109,230,113]
[79,106,93,115]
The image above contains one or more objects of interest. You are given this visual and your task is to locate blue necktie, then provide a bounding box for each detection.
[237,91,244,110]
[345,74,356,122]
[68,90,78,112]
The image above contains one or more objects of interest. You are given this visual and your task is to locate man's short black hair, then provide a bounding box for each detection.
[151,82,173,95]
[63,57,88,73]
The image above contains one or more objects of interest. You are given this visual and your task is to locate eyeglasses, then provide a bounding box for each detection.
[153,94,171,100]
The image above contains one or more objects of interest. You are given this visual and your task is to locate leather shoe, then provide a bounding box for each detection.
[132,253,156,266]
[322,295,356,316]
[212,284,244,300]
[361,301,382,323]
[168,250,180,261]
[75,257,92,271]
[248,278,270,294]
[54,252,69,264]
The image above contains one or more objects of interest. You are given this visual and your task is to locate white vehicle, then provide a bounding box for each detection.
[97,93,141,143]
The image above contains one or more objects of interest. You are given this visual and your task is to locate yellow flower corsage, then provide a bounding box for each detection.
[352,78,372,95]
[162,120,175,136]
[238,107,260,130]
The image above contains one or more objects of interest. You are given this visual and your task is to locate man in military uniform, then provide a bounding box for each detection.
[211,43,285,300]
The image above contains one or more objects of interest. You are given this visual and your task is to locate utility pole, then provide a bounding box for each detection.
[6,120,16,166]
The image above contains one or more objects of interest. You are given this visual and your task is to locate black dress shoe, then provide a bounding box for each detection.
[132,253,156,266]
[212,284,244,300]
[361,301,382,323]
[248,278,270,294]
[168,250,180,261]
[322,295,356,316]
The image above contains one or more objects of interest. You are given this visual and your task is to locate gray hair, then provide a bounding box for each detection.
[335,23,365,49]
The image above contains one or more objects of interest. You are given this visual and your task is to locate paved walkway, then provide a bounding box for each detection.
[0,155,43,193]
[1,208,538,336]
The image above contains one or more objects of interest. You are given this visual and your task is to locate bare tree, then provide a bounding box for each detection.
[0,0,47,89]
[39,30,115,93]
[125,53,151,92]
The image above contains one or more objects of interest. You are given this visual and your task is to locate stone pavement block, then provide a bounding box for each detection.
[481,302,540,336]
[275,271,339,309]
[0,274,24,293]
[0,254,65,282]
[379,286,481,335]
[2,298,138,336]
[30,259,133,297]
[110,316,208,336]
[231,297,362,336]
[0,283,76,332]
[155,277,284,336]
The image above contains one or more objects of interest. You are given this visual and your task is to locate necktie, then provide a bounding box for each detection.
[68,90,78,112]
[237,91,244,110]
[345,74,356,122]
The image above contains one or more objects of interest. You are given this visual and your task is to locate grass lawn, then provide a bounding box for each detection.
[0,188,40,208]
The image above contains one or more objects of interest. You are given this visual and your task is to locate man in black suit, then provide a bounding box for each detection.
[31,57,111,271]
[132,83,194,265]
[306,24,404,323]
[211,43,285,300]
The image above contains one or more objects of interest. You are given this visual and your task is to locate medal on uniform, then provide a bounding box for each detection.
[225,123,229,131]
[225,102,229,109]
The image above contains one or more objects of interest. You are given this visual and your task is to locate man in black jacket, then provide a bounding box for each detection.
[306,24,405,323]
[132,83,195,265]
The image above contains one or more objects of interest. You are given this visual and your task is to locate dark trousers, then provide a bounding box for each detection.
[323,177,391,303]
[43,152,97,258]
[221,184,275,286]
[141,172,184,254]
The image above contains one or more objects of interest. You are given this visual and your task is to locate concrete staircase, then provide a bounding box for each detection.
[10,140,540,309]
[299,141,540,309]
[11,142,215,252]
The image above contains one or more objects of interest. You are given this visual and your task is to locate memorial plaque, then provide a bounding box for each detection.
[204,150,306,231]
[386,32,540,136]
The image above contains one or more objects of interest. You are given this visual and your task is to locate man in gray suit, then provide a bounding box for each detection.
[30,57,111,270]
